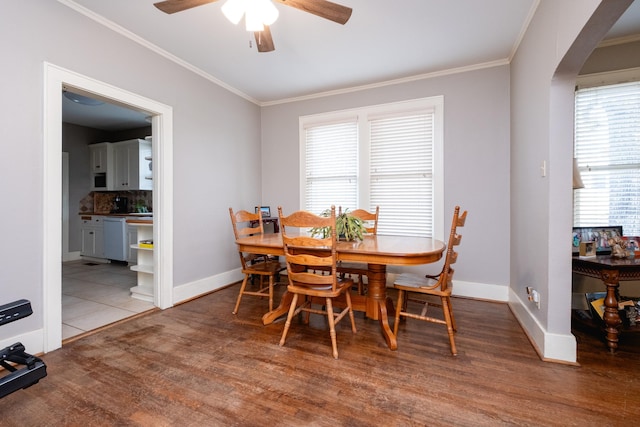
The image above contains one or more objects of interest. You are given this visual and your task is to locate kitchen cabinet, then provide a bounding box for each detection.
[113,139,152,191]
[90,142,111,172]
[89,143,114,191]
[80,215,105,259]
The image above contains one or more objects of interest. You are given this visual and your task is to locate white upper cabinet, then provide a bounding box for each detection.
[90,142,110,172]
[89,143,114,191]
[92,139,152,191]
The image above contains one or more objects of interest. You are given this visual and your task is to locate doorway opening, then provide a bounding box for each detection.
[62,90,155,340]
[44,63,174,352]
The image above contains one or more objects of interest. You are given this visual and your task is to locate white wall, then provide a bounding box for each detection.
[0,1,261,350]
[261,65,512,300]
[509,0,632,362]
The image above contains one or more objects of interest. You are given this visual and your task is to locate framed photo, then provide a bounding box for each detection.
[623,236,640,255]
[572,226,623,255]
[255,206,271,218]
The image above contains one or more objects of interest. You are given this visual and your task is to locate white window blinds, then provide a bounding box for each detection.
[574,81,640,236]
[370,113,434,237]
[304,121,358,215]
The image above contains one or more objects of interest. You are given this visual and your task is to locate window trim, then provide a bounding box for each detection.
[299,96,445,240]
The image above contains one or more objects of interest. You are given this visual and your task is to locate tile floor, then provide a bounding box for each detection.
[62,260,155,340]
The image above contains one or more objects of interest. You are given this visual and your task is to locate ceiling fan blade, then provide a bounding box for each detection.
[154,0,220,14]
[254,26,275,52]
[274,0,352,25]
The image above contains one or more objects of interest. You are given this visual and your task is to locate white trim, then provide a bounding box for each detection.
[264,60,508,107]
[597,33,640,48]
[507,0,539,62]
[62,152,69,261]
[576,67,640,89]
[508,288,577,363]
[57,0,513,108]
[43,62,174,353]
[452,280,509,302]
[173,269,244,304]
[0,329,44,357]
[57,0,259,105]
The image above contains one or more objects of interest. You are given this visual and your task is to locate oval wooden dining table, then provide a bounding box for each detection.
[235,233,446,350]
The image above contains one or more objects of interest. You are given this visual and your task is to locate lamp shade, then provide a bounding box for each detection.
[573,158,584,189]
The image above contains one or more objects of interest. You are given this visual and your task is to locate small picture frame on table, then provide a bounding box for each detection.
[255,206,271,218]
[622,236,640,257]
[579,241,596,257]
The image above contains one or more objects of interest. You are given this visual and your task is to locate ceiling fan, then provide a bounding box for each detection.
[153,0,353,53]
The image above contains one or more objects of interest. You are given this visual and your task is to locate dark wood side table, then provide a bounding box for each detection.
[572,255,640,353]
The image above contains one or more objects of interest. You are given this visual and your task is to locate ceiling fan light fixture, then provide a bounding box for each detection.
[254,0,279,26]
[245,9,265,31]
[222,0,278,31]
[63,91,104,106]
[221,0,245,25]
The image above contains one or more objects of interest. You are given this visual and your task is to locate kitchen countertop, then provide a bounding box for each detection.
[126,219,153,225]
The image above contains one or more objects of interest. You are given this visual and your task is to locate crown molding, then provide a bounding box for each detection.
[57,0,260,105]
[598,33,640,48]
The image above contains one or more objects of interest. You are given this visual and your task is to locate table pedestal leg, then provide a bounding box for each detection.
[262,292,293,325]
[600,269,622,353]
[367,264,397,350]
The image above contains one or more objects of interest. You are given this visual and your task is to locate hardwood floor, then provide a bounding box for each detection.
[1,283,638,426]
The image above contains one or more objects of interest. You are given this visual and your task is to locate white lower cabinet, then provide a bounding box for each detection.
[80,216,105,259]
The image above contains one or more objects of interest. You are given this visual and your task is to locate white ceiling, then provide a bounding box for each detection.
[59,0,640,131]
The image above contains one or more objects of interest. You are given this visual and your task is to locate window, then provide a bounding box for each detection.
[300,97,444,238]
[574,80,640,236]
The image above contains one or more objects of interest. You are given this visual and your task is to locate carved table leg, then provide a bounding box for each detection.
[600,269,622,353]
[367,264,397,350]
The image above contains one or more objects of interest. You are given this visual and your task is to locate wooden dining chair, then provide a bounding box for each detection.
[229,208,286,315]
[337,206,379,294]
[392,206,467,355]
[277,206,357,359]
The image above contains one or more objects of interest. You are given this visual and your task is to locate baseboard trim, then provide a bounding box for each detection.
[0,329,45,356]
[386,273,509,302]
[508,288,577,364]
[452,280,509,302]
[172,268,244,304]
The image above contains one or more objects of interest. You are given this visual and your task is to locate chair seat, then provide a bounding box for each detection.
[243,260,285,276]
[288,278,353,297]
[393,274,451,297]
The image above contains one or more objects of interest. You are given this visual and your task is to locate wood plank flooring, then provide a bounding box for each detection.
[1,283,639,426]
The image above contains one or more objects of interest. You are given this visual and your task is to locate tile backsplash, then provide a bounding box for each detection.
[79,191,153,213]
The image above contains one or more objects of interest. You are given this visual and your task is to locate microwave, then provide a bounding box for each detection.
[93,173,107,189]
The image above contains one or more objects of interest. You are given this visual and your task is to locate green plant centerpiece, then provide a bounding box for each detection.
[310,208,366,241]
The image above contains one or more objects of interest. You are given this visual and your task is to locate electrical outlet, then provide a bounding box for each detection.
[526,287,540,309]
[531,290,540,309]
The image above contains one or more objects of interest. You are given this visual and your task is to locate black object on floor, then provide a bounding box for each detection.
[0,300,47,399]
